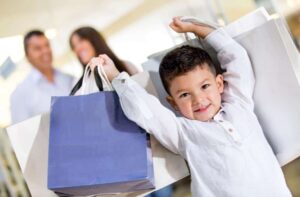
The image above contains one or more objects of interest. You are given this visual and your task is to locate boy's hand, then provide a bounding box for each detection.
[170,16,214,39]
[88,54,120,82]
[169,16,196,33]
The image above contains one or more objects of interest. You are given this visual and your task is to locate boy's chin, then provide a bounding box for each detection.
[183,114,213,122]
[193,110,216,121]
[194,116,213,122]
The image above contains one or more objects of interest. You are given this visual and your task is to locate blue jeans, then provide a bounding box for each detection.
[146,185,173,197]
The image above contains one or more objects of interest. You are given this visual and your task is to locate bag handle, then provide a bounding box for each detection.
[96,63,113,91]
[82,62,106,93]
[180,16,221,47]
[70,58,114,95]
[93,66,104,91]
[70,63,103,95]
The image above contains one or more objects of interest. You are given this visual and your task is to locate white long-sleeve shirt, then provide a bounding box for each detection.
[10,68,74,124]
[112,29,291,197]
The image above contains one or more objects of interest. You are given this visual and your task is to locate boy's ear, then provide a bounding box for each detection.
[166,95,179,111]
[216,74,224,94]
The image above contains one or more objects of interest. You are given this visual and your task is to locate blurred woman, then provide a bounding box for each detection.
[69,26,139,94]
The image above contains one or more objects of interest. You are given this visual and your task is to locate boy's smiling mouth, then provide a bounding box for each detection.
[193,104,211,113]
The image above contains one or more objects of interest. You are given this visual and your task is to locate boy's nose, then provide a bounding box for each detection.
[192,94,206,105]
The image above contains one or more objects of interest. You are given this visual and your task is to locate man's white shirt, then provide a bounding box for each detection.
[10,68,75,124]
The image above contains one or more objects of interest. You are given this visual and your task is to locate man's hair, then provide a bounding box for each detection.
[23,30,45,55]
[159,45,217,94]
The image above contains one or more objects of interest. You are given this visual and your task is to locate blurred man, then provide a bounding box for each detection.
[10,30,75,124]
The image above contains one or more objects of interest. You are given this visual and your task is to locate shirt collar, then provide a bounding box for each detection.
[29,67,56,84]
[212,105,225,121]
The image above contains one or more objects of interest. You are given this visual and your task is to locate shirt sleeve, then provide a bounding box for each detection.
[10,90,30,124]
[112,72,184,155]
[205,28,255,110]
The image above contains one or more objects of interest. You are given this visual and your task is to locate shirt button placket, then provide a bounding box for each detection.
[216,117,242,145]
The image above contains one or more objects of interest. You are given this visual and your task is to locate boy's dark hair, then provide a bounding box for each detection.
[23,30,45,55]
[159,45,217,94]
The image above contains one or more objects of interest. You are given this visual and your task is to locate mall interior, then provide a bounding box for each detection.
[1,0,300,196]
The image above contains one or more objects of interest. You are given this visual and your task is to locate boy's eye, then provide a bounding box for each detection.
[202,84,210,89]
[179,93,190,98]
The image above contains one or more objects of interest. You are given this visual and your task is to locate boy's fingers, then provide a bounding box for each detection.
[169,22,176,29]
[99,54,107,58]
[89,57,100,70]
[99,58,105,65]
[172,18,180,27]
[91,56,103,66]
[169,17,181,27]
[100,54,112,64]
[98,54,109,65]
[98,54,106,60]
[172,16,182,21]
[90,57,99,65]
[98,54,115,69]
[169,22,182,32]
[173,16,185,26]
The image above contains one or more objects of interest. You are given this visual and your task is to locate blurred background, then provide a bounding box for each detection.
[1,0,300,196]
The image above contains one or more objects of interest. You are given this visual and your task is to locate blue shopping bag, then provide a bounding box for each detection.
[48,91,154,196]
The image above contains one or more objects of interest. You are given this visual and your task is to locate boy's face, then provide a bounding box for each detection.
[167,64,224,121]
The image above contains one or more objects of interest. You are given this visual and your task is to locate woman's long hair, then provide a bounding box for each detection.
[69,27,127,95]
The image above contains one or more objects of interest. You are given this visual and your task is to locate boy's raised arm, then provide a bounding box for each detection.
[204,28,255,110]
[90,54,184,155]
[112,72,184,155]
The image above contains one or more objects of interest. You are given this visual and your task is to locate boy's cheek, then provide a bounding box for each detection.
[178,103,191,115]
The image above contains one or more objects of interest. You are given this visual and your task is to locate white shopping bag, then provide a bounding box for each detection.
[6,115,42,172]
[6,71,189,197]
[235,18,300,166]
[74,63,114,96]
[6,113,57,197]
[142,8,300,166]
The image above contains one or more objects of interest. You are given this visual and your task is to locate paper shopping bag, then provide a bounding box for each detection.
[7,71,189,197]
[48,90,154,196]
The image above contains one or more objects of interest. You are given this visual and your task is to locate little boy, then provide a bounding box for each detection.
[93,17,291,196]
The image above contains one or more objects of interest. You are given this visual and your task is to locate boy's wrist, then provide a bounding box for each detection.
[191,25,214,39]
[109,70,121,82]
